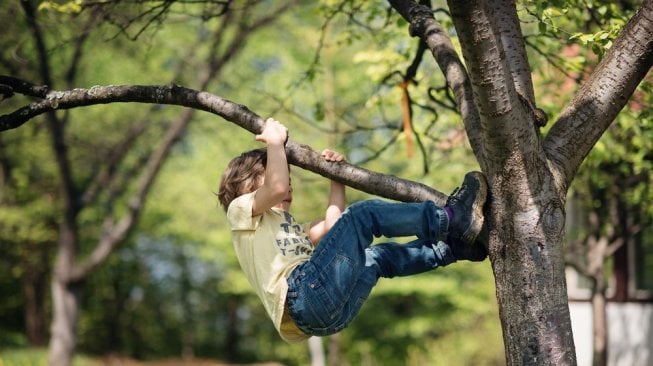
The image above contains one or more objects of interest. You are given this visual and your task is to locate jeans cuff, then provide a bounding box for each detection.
[433,241,456,266]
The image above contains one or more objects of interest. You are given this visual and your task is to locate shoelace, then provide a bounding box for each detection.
[445,185,463,208]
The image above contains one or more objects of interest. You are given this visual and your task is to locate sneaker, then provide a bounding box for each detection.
[445,171,488,245]
[448,237,488,262]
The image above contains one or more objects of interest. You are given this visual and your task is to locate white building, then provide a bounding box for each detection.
[567,235,653,366]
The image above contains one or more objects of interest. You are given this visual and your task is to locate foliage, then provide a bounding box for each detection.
[527,0,631,59]
[38,0,82,14]
[566,79,653,279]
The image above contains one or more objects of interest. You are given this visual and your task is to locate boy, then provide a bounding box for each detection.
[218,118,488,342]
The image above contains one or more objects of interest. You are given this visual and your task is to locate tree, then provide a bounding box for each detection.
[1,1,651,366]
[565,98,652,366]
[1,0,295,365]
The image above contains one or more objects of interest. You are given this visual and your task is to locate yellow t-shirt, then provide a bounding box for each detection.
[227,191,313,343]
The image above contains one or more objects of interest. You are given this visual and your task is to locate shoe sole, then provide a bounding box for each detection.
[461,171,487,244]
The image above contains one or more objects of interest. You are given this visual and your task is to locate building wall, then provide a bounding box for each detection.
[569,302,653,366]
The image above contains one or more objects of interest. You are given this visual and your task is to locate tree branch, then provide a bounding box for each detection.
[388,0,486,170]
[442,0,564,208]
[0,80,445,204]
[0,76,49,98]
[493,0,536,103]
[287,142,446,204]
[544,0,653,192]
[446,1,514,118]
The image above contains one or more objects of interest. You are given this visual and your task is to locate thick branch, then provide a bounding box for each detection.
[287,143,446,204]
[492,0,536,103]
[445,0,551,190]
[0,81,445,203]
[544,0,653,192]
[447,1,514,119]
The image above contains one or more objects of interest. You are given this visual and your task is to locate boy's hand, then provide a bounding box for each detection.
[321,149,346,162]
[255,118,288,146]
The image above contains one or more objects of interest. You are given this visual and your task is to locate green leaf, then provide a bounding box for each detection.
[38,0,82,14]
[539,21,547,34]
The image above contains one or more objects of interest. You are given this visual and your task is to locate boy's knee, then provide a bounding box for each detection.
[347,199,384,212]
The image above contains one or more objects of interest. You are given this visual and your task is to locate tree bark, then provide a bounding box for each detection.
[591,282,608,366]
[414,1,574,362]
[49,276,81,366]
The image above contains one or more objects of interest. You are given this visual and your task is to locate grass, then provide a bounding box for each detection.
[0,348,283,366]
[0,348,100,366]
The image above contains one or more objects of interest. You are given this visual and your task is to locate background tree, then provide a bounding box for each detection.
[565,97,652,366]
[1,0,295,365]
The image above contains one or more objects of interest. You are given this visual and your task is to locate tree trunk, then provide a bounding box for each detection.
[48,277,81,366]
[24,278,48,346]
[591,286,608,366]
[489,177,576,365]
[308,337,325,366]
[48,221,81,366]
[327,333,341,366]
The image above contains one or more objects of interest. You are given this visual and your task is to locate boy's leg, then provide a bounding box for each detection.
[287,172,489,334]
[332,170,489,250]
[287,240,455,336]
[286,201,449,336]
[338,199,449,242]
[366,239,455,278]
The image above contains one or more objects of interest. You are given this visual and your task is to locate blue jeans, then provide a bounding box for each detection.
[286,199,454,337]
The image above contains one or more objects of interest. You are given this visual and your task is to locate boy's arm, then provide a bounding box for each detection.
[309,150,346,244]
[252,118,290,216]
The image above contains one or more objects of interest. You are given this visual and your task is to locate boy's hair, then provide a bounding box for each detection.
[218,148,267,211]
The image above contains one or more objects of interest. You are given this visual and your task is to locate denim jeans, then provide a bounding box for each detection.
[286,199,454,337]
